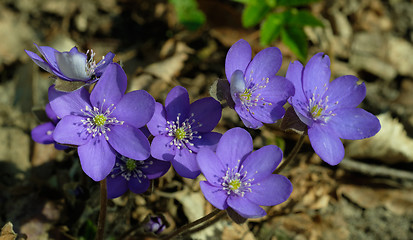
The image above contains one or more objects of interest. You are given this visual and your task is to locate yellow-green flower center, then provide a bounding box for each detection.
[93,114,107,126]
[125,159,137,171]
[175,128,186,140]
[229,179,241,190]
[240,89,252,101]
[310,105,323,118]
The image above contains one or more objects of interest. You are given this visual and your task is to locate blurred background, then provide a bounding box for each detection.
[0,0,413,239]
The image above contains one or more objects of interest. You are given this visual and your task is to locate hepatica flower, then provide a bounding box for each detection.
[225,39,294,129]
[31,103,68,150]
[25,43,114,83]
[197,128,293,219]
[49,63,155,181]
[287,52,381,165]
[106,154,170,199]
[147,86,222,179]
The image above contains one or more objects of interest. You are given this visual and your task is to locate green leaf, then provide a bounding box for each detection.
[242,1,271,28]
[281,26,308,61]
[288,10,323,27]
[169,0,206,30]
[277,0,319,7]
[260,13,285,45]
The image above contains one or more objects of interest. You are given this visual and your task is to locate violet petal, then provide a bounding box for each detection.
[107,125,150,161]
[200,181,229,210]
[247,175,292,206]
[53,115,90,146]
[225,39,252,82]
[308,124,344,165]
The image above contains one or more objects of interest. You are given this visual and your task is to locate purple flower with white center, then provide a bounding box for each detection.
[106,154,170,199]
[31,103,68,150]
[225,39,294,129]
[25,43,114,83]
[287,52,381,165]
[49,63,155,181]
[197,127,293,219]
[147,86,222,179]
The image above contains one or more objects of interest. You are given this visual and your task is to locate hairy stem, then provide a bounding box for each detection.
[274,134,305,174]
[161,208,223,240]
[185,210,226,236]
[95,178,107,240]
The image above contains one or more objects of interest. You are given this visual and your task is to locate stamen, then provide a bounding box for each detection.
[165,113,202,153]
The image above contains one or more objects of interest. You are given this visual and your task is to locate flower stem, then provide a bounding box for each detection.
[161,208,223,240]
[95,178,107,240]
[185,210,226,236]
[274,134,305,174]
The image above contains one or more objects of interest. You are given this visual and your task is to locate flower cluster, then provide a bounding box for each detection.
[28,39,380,223]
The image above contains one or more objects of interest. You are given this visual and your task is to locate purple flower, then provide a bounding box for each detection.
[287,53,381,165]
[106,154,170,199]
[225,39,294,129]
[49,63,155,181]
[31,103,68,150]
[197,127,293,219]
[25,43,114,83]
[147,86,222,179]
[143,215,167,235]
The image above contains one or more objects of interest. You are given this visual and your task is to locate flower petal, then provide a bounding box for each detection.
[227,195,266,219]
[189,132,222,153]
[25,49,52,73]
[90,63,127,109]
[243,145,282,182]
[286,60,306,101]
[189,97,222,132]
[172,149,200,179]
[142,158,171,179]
[147,102,168,136]
[245,47,282,83]
[197,148,226,185]
[106,175,128,199]
[230,70,246,95]
[308,124,344,165]
[107,125,150,161]
[45,103,58,123]
[53,115,90,145]
[48,85,91,118]
[324,75,366,110]
[78,135,117,181]
[200,181,229,210]
[112,90,155,129]
[31,122,55,144]
[216,127,253,168]
[256,76,295,105]
[128,177,150,194]
[225,39,252,82]
[34,43,60,72]
[234,104,263,129]
[303,53,331,100]
[165,86,190,121]
[150,135,175,161]
[55,50,90,81]
[248,102,285,124]
[95,52,115,77]
[328,108,381,140]
[247,175,292,206]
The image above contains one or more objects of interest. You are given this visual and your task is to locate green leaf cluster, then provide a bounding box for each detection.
[169,0,206,31]
[239,0,323,61]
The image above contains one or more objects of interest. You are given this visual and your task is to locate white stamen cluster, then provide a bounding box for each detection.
[81,99,124,140]
[85,49,106,77]
[238,71,272,115]
[221,161,254,197]
[307,84,337,122]
[165,113,202,153]
[110,155,152,182]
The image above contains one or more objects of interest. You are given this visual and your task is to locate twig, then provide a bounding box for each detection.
[340,158,413,181]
